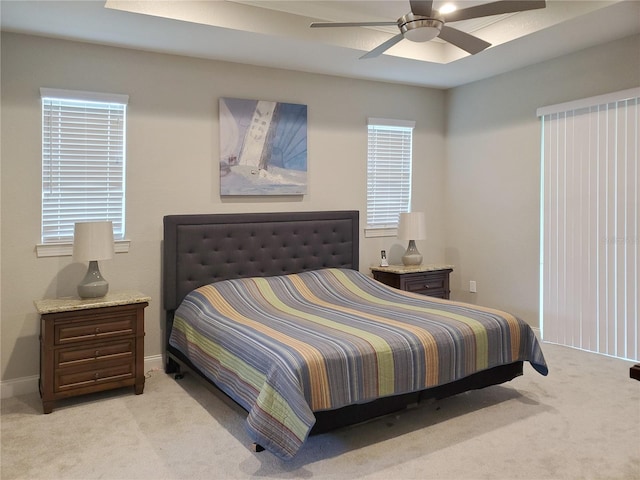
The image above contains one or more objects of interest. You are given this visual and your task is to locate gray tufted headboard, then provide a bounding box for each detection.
[163,210,359,312]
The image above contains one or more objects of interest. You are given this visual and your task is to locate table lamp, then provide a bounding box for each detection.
[73,221,114,298]
[397,212,427,266]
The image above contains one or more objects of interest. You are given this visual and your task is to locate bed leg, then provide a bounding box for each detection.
[252,443,265,453]
[165,357,180,374]
[166,358,184,379]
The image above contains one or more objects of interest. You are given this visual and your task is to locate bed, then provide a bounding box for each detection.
[163,210,548,459]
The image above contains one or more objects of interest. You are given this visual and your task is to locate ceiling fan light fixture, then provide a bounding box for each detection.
[399,13,443,42]
[404,24,440,42]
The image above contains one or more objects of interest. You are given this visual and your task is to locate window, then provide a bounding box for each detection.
[538,87,639,361]
[366,118,415,237]
[39,88,128,256]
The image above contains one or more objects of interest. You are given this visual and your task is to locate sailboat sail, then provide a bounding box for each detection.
[219,98,240,164]
[238,100,277,169]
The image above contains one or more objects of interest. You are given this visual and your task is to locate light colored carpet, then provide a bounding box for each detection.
[2,342,639,480]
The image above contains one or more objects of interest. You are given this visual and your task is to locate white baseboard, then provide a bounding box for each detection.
[0,354,165,399]
[1,374,40,399]
[141,354,165,373]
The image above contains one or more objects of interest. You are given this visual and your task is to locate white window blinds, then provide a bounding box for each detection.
[538,88,639,361]
[367,118,415,232]
[41,88,128,243]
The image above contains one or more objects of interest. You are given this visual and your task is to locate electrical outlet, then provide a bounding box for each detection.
[469,280,477,293]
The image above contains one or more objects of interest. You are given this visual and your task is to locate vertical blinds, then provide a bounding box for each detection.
[539,88,639,361]
[41,88,128,243]
[367,118,415,229]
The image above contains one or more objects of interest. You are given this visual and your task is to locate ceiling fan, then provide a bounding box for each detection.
[310,0,546,59]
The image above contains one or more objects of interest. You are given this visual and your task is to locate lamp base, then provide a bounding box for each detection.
[77,261,109,299]
[402,240,423,266]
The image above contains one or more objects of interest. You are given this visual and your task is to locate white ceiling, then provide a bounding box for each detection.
[1,0,639,89]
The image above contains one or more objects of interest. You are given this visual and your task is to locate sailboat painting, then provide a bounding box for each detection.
[219,97,308,195]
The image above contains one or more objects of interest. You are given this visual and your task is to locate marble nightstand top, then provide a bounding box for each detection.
[370,264,454,274]
[34,290,150,314]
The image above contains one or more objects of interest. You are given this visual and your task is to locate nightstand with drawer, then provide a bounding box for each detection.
[35,291,149,414]
[370,265,453,299]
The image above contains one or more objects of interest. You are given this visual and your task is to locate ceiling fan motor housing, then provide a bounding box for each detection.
[399,12,443,42]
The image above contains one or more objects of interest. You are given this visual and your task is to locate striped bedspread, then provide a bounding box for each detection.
[169,268,548,459]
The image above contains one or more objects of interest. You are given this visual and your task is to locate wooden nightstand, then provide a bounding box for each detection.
[35,291,149,414]
[370,265,454,299]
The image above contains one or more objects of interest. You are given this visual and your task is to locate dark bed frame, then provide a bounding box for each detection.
[163,210,523,438]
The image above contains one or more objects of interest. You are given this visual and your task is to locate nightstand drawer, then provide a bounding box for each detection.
[55,340,134,368]
[411,288,447,298]
[55,360,135,392]
[403,276,446,293]
[55,313,137,346]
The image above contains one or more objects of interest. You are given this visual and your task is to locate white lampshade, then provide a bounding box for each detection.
[397,212,427,241]
[73,221,114,261]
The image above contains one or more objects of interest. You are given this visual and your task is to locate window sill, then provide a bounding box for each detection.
[36,240,131,258]
[365,227,398,238]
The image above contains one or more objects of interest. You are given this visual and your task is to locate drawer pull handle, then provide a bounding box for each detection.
[95,350,100,357]
[424,284,431,289]
[94,373,100,379]
[95,327,101,334]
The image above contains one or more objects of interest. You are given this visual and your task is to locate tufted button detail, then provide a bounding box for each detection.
[171,215,357,307]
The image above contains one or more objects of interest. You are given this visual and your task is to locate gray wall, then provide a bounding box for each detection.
[0,32,446,384]
[445,34,640,326]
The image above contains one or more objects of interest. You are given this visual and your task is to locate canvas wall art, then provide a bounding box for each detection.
[219,97,308,195]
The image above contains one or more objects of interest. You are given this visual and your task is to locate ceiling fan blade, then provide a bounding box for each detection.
[360,33,405,59]
[310,21,398,28]
[409,0,433,17]
[443,0,545,23]
[438,26,491,54]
